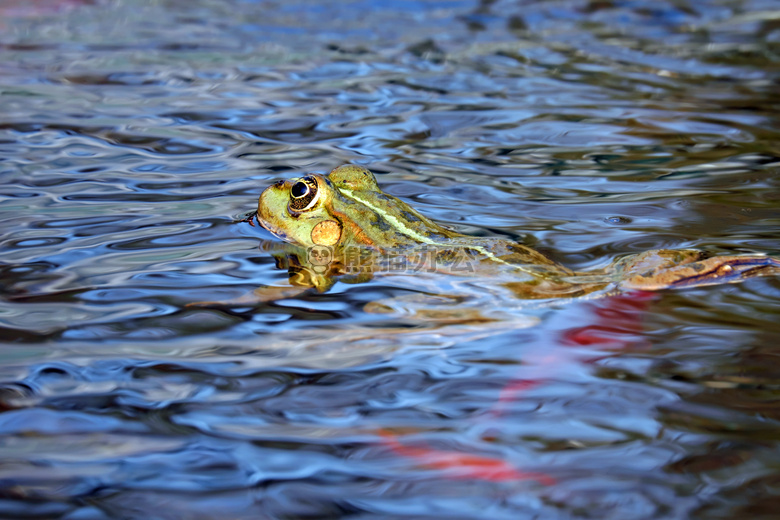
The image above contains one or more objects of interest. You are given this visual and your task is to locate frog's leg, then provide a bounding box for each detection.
[617,249,780,291]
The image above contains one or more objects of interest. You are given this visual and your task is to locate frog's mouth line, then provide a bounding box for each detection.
[255,214,292,244]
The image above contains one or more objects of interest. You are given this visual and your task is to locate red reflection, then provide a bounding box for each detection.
[379,430,556,485]
[377,291,657,484]
[562,291,656,347]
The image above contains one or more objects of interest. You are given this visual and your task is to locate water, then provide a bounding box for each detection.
[1,0,779,518]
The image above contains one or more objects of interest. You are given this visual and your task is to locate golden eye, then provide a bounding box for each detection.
[288,176,320,212]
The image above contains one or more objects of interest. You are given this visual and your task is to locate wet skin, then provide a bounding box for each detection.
[253,165,779,299]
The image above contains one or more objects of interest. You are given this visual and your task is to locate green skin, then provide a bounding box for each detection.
[256,165,779,297]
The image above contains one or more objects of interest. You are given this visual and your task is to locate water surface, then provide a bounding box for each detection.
[1,1,779,518]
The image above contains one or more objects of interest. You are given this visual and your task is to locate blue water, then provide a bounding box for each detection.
[1,0,779,518]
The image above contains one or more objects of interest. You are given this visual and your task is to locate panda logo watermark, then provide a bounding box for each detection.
[307,244,334,274]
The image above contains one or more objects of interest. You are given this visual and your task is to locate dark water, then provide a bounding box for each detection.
[2,0,780,518]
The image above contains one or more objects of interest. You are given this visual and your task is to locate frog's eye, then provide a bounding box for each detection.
[291,181,309,198]
[288,176,320,212]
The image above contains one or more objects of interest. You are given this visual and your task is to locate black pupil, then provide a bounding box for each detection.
[291,181,308,198]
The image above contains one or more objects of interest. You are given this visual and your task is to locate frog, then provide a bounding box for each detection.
[251,164,779,306]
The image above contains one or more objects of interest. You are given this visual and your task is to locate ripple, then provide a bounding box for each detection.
[1,0,779,517]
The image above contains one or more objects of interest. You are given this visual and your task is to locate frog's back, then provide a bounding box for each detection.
[327,166,567,270]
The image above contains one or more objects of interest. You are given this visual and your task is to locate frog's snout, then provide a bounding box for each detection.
[256,180,292,238]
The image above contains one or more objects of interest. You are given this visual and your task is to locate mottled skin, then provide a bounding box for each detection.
[255,165,779,298]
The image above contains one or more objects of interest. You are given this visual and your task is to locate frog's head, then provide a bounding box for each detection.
[257,164,457,251]
[257,165,380,249]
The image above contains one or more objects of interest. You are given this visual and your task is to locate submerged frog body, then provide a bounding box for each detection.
[254,165,779,300]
